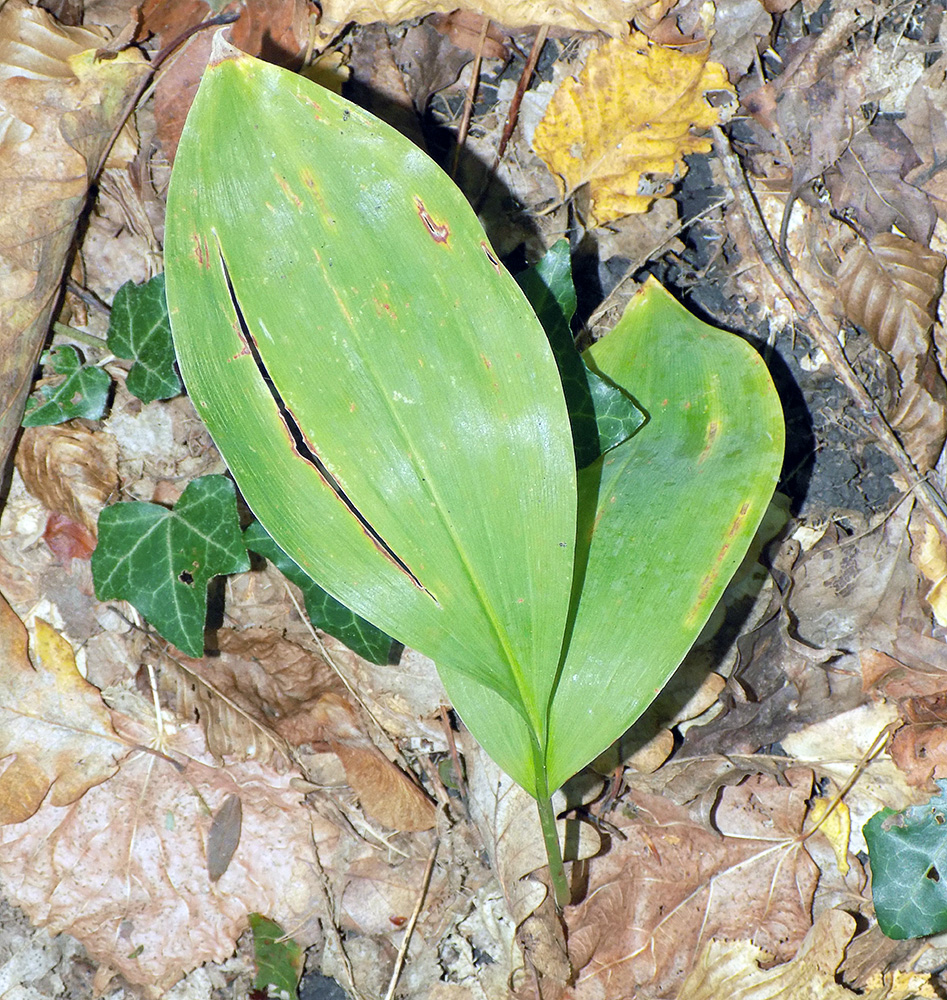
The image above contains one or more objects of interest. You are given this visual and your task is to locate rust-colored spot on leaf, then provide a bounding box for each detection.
[698,420,719,464]
[480,353,492,369]
[684,500,752,626]
[415,197,449,244]
[192,233,209,268]
[275,173,303,210]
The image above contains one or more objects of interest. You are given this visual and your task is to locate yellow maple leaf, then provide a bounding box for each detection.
[533,33,735,226]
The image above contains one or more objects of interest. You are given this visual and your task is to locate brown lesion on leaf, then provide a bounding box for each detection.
[192,233,210,269]
[415,197,449,244]
[274,173,303,211]
[698,420,719,465]
[684,500,752,626]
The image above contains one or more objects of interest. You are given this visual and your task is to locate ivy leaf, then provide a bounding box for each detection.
[864,782,947,939]
[92,476,249,656]
[249,914,302,1000]
[244,521,395,664]
[108,273,182,404]
[22,345,110,427]
[516,240,645,468]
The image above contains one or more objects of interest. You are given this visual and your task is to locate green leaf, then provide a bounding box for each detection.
[248,914,302,1000]
[515,240,646,468]
[244,521,394,664]
[446,279,785,794]
[108,273,182,403]
[91,475,250,657]
[165,40,577,797]
[22,345,110,426]
[864,783,947,939]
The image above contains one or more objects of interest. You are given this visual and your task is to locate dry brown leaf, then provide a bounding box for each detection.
[0,594,124,825]
[837,233,947,471]
[0,712,338,993]
[532,32,734,225]
[566,770,819,999]
[317,0,641,41]
[429,11,509,60]
[903,54,947,221]
[678,908,935,1000]
[888,722,947,789]
[14,423,119,534]
[277,692,436,832]
[910,517,947,626]
[0,0,149,475]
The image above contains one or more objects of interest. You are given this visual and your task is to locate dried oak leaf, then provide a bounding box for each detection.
[837,233,947,472]
[0,712,338,993]
[0,595,123,825]
[532,32,734,226]
[566,770,819,999]
[0,0,149,473]
[15,423,119,534]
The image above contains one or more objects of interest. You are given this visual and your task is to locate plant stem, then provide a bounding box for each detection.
[536,795,570,909]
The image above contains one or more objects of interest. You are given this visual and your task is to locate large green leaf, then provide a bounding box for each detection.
[164,39,576,795]
[444,280,784,794]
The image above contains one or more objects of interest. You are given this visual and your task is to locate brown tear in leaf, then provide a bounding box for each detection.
[207,792,242,882]
[532,32,734,225]
[0,0,150,475]
[0,595,124,824]
[0,714,338,991]
[566,771,819,999]
[837,233,947,471]
[278,693,436,832]
[15,423,119,533]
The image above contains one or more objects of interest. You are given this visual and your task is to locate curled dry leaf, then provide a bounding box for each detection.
[0,713,338,993]
[836,233,947,471]
[532,32,734,225]
[0,0,149,473]
[677,908,923,1000]
[15,423,119,533]
[277,692,436,832]
[317,0,644,40]
[0,594,124,825]
[566,770,819,999]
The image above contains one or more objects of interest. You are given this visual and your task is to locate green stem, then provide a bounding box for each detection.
[536,795,570,909]
[52,322,107,349]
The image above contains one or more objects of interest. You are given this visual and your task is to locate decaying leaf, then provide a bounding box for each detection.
[0,0,149,475]
[277,692,436,832]
[836,233,947,471]
[0,595,124,825]
[317,0,644,41]
[566,771,819,998]
[15,423,119,534]
[532,32,734,225]
[678,908,935,1000]
[0,713,337,992]
[910,517,947,626]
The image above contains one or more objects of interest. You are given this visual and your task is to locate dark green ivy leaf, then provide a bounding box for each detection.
[864,781,947,939]
[92,475,249,657]
[244,520,395,664]
[108,273,182,403]
[22,344,110,427]
[249,914,302,1000]
[516,240,646,468]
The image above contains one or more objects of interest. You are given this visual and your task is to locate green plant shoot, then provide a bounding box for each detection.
[164,36,784,906]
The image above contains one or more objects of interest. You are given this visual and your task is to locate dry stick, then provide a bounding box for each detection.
[383,838,439,1000]
[711,125,947,545]
[472,24,549,213]
[450,16,491,180]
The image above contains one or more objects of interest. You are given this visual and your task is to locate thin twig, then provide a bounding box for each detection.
[712,125,947,544]
[493,24,548,168]
[383,838,439,1000]
[450,17,490,180]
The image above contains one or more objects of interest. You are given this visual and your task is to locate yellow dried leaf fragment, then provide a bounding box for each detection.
[533,33,735,226]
